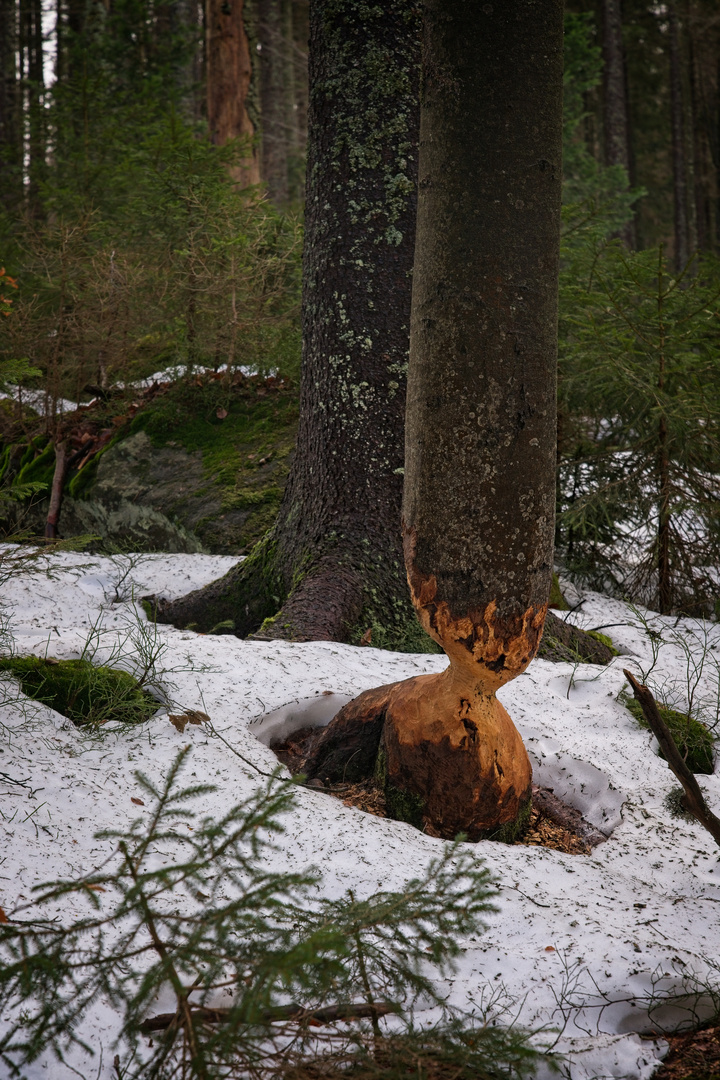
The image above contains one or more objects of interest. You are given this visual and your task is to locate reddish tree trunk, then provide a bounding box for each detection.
[206,0,260,187]
[45,441,69,540]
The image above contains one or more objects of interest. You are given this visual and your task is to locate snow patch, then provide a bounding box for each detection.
[1,553,718,1079]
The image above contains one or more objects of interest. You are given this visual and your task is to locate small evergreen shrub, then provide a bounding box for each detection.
[0,655,159,727]
[0,750,545,1080]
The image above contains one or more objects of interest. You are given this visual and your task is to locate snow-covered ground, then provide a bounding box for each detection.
[2,550,720,1079]
[0,363,265,418]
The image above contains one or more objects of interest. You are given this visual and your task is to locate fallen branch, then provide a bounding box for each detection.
[531,784,607,847]
[139,1001,398,1035]
[624,669,720,848]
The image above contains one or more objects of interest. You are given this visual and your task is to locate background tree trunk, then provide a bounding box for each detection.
[206,0,261,187]
[669,4,691,271]
[0,0,22,211]
[155,0,421,646]
[257,0,290,203]
[601,0,635,247]
[20,0,45,215]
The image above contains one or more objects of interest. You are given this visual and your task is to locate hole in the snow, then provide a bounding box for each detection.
[250,695,621,854]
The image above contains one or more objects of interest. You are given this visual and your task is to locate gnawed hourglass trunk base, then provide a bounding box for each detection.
[303,666,533,842]
[380,671,532,841]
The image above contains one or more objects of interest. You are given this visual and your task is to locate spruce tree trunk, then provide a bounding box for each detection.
[669,5,691,272]
[601,0,635,247]
[0,0,21,210]
[155,0,421,645]
[305,0,563,840]
[206,0,261,186]
[258,0,290,203]
[21,0,45,215]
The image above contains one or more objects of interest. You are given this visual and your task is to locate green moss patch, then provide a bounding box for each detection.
[384,782,426,830]
[587,630,619,655]
[483,795,533,844]
[624,695,715,774]
[354,614,443,655]
[0,656,159,728]
[15,438,54,492]
[549,572,569,611]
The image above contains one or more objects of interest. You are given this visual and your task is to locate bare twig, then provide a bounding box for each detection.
[624,669,720,847]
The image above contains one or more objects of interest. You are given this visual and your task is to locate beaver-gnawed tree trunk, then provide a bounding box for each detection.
[304,0,564,840]
[154,0,421,646]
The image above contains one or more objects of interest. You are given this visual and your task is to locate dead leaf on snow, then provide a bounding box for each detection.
[169,710,210,733]
[131,797,145,806]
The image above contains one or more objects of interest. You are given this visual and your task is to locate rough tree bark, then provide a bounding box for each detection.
[20,0,45,215]
[304,0,564,841]
[206,0,261,187]
[155,0,421,645]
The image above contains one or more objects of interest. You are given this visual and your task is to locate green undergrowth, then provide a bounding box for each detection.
[333,1024,546,1080]
[623,694,715,774]
[0,656,159,728]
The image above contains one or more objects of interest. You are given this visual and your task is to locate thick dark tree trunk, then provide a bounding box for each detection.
[156,0,421,646]
[601,0,635,247]
[305,0,563,840]
[206,0,260,187]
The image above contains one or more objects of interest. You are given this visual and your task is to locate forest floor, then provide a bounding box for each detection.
[2,550,720,1079]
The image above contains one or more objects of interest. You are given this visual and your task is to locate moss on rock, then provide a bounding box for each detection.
[624,695,715,774]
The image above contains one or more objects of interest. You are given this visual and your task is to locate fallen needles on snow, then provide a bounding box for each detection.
[139,1001,400,1034]
[497,884,552,909]
[0,771,31,789]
